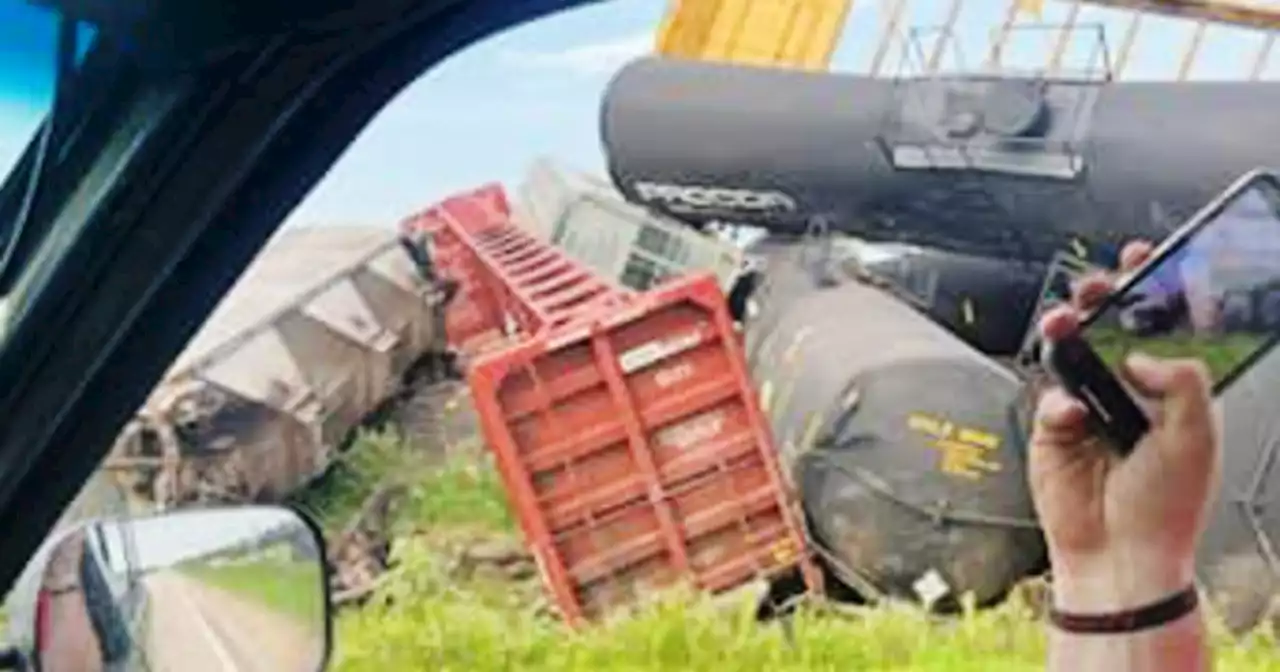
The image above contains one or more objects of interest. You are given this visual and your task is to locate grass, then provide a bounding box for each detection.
[1087,326,1267,384]
[332,536,1280,672]
[288,427,509,537]
[184,556,325,626]
[326,435,1280,671]
[392,450,515,537]
[289,431,419,536]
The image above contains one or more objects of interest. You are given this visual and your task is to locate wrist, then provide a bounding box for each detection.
[1050,551,1196,613]
[45,581,81,595]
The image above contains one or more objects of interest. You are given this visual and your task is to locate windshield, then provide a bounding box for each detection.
[5,0,1280,669]
[0,1,96,180]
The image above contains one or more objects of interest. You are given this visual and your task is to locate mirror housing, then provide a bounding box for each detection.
[7,504,331,672]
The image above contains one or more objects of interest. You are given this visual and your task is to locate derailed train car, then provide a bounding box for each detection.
[1198,347,1280,634]
[600,57,1280,265]
[508,160,1280,627]
[742,238,1046,611]
[746,236,1280,630]
[735,235,1103,358]
[104,227,453,510]
[851,244,1049,356]
[503,162,1049,608]
[515,156,745,294]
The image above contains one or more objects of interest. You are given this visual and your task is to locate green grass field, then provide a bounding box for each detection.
[327,433,1280,672]
[335,584,1279,672]
[290,431,419,537]
[184,557,324,626]
[1087,325,1267,384]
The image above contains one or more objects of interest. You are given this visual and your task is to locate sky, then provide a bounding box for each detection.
[94,506,309,571]
[279,0,1280,230]
[2,0,1280,231]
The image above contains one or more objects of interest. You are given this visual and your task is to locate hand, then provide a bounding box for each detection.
[1030,241,1221,612]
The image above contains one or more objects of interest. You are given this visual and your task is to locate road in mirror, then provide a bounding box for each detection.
[34,505,328,672]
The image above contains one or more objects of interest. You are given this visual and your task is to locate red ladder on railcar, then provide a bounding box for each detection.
[403,183,634,351]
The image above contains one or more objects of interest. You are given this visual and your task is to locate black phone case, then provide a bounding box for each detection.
[1043,336,1152,457]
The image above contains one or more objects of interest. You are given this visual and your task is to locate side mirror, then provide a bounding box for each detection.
[22,504,331,672]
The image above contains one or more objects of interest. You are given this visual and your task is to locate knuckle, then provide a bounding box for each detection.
[1170,359,1212,389]
[1080,271,1112,290]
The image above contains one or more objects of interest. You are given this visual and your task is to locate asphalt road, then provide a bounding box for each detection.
[144,572,321,672]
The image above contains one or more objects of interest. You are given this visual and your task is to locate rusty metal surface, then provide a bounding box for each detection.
[106,226,450,510]
[466,270,817,625]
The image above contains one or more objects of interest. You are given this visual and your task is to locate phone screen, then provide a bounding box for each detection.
[1083,175,1280,389]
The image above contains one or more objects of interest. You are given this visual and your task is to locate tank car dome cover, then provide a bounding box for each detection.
[1196,347,1280,634]
[796,357,1045,607]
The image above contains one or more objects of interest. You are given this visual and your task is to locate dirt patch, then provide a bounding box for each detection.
[455,537,537,583]
[390,380,480,462]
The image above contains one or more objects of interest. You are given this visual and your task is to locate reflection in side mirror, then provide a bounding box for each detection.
[32,505,330,672]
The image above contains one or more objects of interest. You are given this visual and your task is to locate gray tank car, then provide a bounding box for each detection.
[1199,347,1280,635]
[743,239,1045,612]
[852,244,1050,356]
[600,57,1280,264]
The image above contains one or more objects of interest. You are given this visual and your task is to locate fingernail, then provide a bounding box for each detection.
[1125,351,1159,372]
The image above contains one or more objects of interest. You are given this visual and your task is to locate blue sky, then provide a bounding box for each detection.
[2,0,1279,231]
[282,0,1280,229]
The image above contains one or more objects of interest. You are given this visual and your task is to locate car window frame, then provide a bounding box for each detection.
[0,0,601,641]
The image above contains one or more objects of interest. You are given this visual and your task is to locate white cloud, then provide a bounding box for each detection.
[505,31,653,77]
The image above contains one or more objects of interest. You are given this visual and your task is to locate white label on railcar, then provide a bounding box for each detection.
[913,569,951,608]
[633,181,799,214]
[618,330,703,374]
[656,409,727,452]
[653,361,695,389]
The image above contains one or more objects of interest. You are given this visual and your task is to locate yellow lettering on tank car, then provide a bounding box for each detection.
[759,379,775,414]
[782,326,814,364]
[956,427,1000,450]
[907,412,1003,480]
[799,412,824,455]
[769,538,799,566]
[774,376,799,425]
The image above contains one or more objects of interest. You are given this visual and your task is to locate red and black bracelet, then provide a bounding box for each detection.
[1049,585,1200,635]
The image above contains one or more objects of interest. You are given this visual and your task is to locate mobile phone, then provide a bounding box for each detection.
[1016,252,1107,369]
[1042,168,1280,456]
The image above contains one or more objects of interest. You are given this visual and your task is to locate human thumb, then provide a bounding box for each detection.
[1122,352,1213,432]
